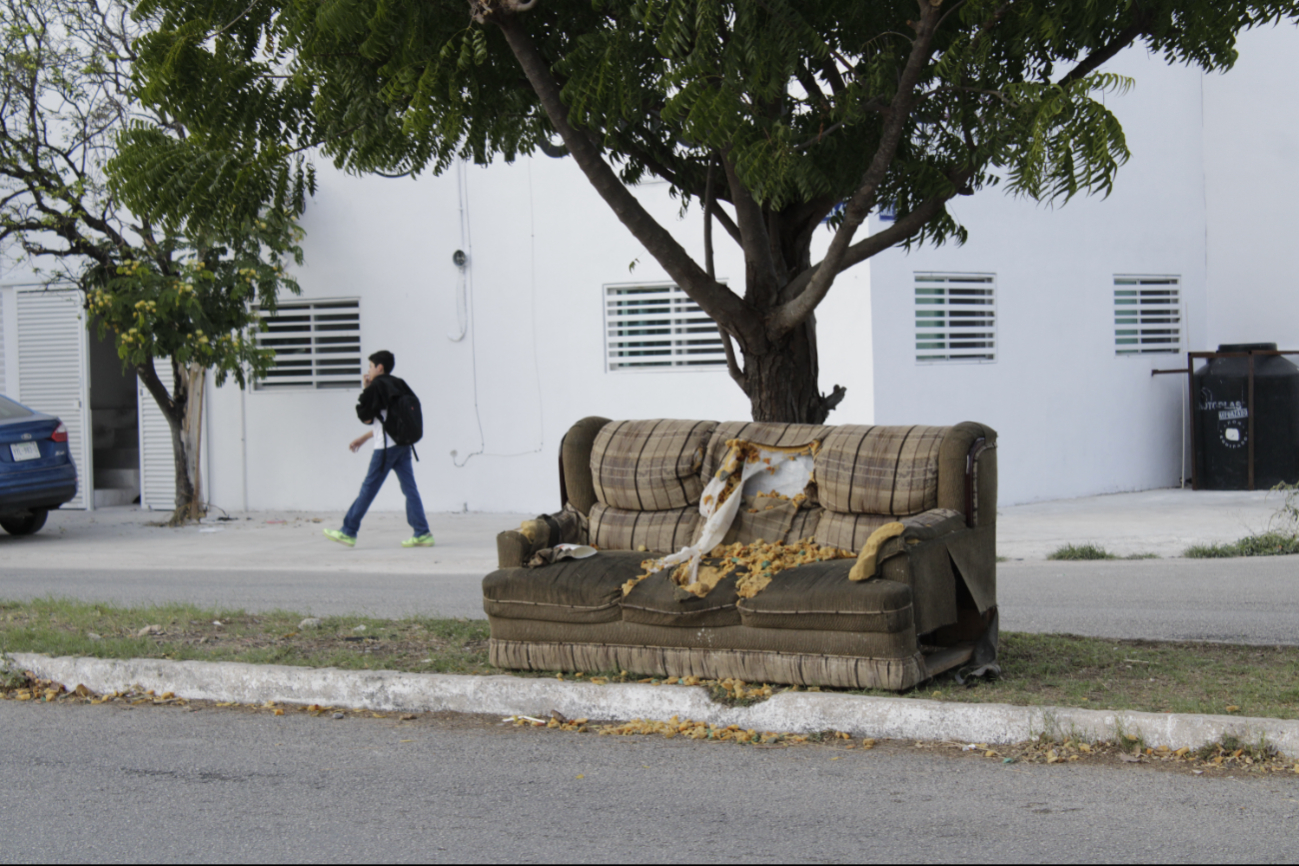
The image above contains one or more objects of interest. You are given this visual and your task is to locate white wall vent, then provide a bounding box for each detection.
[914,273,997,363]
[255,299,362,390]
[1115,276,1181,354]
[604,283,726,371]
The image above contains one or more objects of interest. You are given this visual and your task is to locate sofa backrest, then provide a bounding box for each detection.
[561,417,997,551]
[589,419,717,511]
[815,425,946,516]
[699,421,834,480]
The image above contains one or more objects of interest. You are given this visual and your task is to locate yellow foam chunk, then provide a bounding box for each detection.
[848,522,906,581]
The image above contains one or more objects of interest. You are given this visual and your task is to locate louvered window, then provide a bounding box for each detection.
[604,283,726,371]
[256,299,362,390]
[1115,276,1181,354]
[914,273,996,363]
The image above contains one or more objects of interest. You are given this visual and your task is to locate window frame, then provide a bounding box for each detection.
[1114,275,1182,356]
[603,281,728,373]
[254,297,364,391]
[913,272,998,364]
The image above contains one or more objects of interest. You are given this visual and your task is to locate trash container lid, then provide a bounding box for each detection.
[1217,342,1278,353]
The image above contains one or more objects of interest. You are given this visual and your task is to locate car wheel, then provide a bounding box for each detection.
[0,509,49,536]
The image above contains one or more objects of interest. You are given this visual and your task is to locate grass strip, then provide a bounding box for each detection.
[1184,532,1299,558]
[1,598,1296,721]
[0,597,491,675]
[852,632,1299,722]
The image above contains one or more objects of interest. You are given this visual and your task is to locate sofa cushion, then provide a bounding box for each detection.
[723,499,822,546]
[701,421,833,481]
[591,419,717,511]
[815,507,964,552]
[620,571,742,628]
[736,560,915,632]
[482,551,649,623]
[589,504,700,552]
[815,425,947,516]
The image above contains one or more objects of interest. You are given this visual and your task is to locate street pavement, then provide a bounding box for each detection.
[3,699,1297,864]
[0,490,1296,642]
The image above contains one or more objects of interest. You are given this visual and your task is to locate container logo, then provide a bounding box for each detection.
[1199,388,1244,412]
[1201,388,1249,449]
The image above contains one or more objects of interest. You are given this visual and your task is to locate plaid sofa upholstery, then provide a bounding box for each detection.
[815,425,947,516]
[590,419,717,511]
[588,503,701,552]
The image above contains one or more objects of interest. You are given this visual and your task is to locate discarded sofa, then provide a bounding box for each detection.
[482,418,998,691]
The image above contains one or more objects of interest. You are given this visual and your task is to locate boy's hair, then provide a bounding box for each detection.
[368,350,395,375]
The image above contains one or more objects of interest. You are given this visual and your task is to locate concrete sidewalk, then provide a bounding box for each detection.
[2,489,1297,642]
[0,486,1287,570]
[996,487,1288,559]
[0,506,529,576]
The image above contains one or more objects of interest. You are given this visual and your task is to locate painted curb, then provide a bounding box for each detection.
[12,653,1298,753]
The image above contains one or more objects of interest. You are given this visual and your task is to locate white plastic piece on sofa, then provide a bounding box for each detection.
[643,442,815,585]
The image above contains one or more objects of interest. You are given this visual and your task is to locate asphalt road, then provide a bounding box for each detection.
[996,558,1299,645]
[5,556,1299,644]
[2,699,1296,864]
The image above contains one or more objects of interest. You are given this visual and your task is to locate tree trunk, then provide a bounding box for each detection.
[740,314,844,423]
[136,357,206,525]
[173,363,206,524]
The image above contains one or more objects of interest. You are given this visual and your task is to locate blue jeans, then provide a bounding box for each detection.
[341,446,430,538]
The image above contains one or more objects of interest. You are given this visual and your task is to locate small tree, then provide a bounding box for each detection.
[0,0,306,522]
[126,0,1299,422]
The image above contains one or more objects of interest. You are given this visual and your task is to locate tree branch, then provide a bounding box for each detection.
[778,179,968,305]
[766,0,943,338]
[1058,20,1147,85]
[489,6,758,343]
[710,203,742,246]
[704,154,746,387]
[719,148,781,306]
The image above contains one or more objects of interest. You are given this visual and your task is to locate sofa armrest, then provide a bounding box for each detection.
[497,530,535,569]
[937,422,998,527]
[497,505,593,568]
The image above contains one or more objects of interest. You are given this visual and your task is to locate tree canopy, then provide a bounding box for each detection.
[0,0,304,521]
[121,0,1299,421]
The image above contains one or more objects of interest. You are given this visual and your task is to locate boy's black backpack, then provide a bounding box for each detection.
[374,375,424,454]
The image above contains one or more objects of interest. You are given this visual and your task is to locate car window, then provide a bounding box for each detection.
[0,395,34,420]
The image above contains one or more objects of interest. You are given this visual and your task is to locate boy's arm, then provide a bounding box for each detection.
[356,381,381,424]
[349,430,374,453]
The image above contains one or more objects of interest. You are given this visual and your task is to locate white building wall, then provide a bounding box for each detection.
[869,50,1209,505]
[205,155,875,515]
[1202,24,1299,351]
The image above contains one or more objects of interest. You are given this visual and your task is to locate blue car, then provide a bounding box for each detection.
[0,394,78,535]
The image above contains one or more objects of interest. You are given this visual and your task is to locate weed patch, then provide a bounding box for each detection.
[1184,532,1299,558]
[1047,544,1117,561]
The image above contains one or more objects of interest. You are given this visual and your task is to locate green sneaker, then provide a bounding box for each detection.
[323,528,356,547]
[402,534,435,548]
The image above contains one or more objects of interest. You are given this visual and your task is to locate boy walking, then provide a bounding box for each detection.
[323,350,434,548]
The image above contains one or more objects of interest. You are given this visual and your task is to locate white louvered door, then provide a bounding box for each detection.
[0,286,11,394]
[15,288,92,509]
[138,363,176,511]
